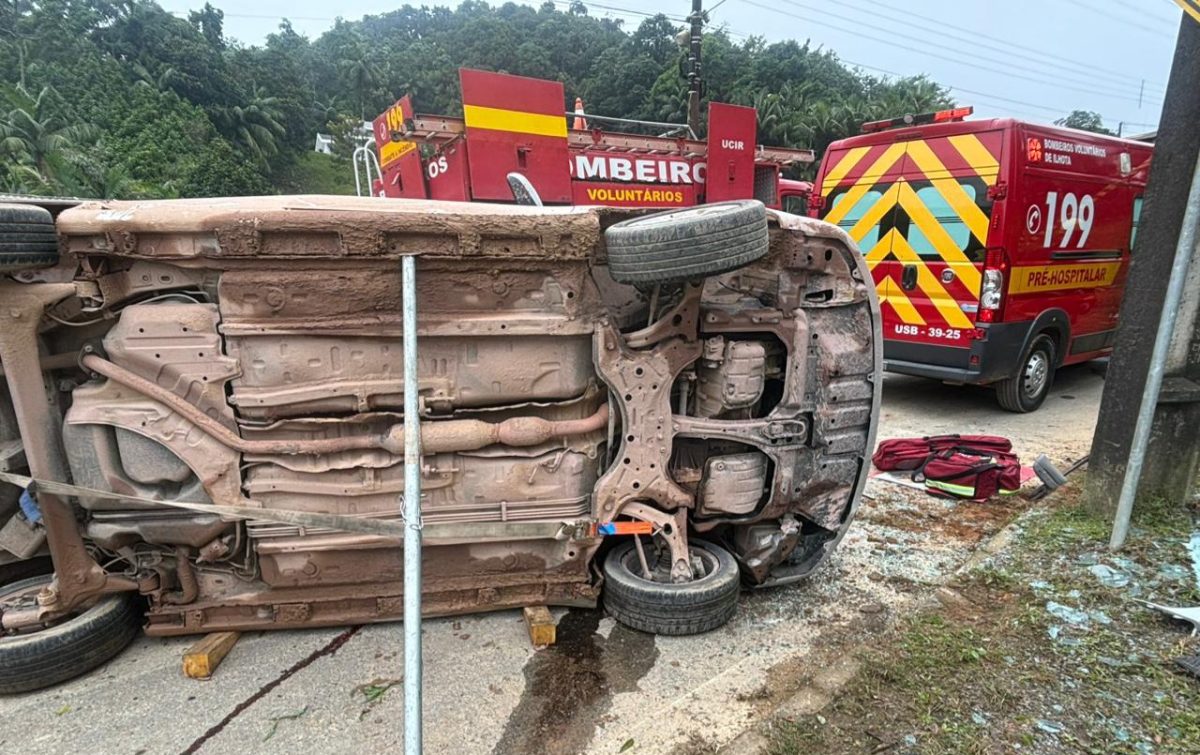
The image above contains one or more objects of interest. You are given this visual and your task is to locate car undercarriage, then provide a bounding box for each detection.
[0,196,879,692]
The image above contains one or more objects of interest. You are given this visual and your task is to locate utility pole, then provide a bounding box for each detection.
[1084,15,1200,540]
[686,0,703,136]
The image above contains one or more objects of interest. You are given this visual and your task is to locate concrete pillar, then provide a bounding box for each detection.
[1084,16,1200,513]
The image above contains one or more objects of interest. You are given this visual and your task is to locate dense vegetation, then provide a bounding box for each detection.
[1,0,965,199]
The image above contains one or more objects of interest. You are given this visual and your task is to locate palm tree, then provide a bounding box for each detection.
[0,163,48,195]
[338,53,381,120]
[130,62,181,92]
[212,85,286,166]
[0,83,98,186]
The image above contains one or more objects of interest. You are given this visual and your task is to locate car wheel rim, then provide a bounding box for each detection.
[1024,350,1049,399]
[621,543,718,584]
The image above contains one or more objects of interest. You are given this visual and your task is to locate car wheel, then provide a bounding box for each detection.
[604,200,769,286]
[0,575,140,694]
[996,334,1057,413]
[602,539,740,635]
[0,204,59,274]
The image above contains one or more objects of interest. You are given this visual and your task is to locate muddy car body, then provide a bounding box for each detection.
[0,196,879,691]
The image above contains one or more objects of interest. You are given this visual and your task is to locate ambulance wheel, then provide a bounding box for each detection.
[604,200,769,286]
[602,539,740,635]
[996,334,1056,413]
[0,204,59,273]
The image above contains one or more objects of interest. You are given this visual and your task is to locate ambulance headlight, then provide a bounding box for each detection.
[980,269,1003,310]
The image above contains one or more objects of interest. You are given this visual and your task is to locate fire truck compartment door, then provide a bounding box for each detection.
[705,103,758,203]
[373,95,427,199]
[459,68,572,203]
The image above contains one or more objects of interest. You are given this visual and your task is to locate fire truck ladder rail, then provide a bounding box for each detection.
[394,114,814,165]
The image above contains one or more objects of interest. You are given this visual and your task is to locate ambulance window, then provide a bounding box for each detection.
[1130,196,1144,250]
[907,185,976,260]
[828,189,882,249]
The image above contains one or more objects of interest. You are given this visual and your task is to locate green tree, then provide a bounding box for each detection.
[1055,110,1115,136]
[211,86,287,166]
[0,83,97,186]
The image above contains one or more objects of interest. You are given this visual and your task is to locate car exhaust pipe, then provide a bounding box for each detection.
[80,353,608,456]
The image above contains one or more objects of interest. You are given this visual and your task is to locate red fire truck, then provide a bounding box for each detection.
[370,68,814,211]
[812,109,1154,411]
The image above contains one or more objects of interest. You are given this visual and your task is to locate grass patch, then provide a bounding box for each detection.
[766,485,1200,754]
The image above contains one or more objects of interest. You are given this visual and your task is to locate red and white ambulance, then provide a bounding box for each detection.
[813,109,1153,411]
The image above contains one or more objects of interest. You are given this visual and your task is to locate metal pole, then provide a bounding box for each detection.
[1110,155,1200,549]
[687,0,703,136]
[401,254,423,753]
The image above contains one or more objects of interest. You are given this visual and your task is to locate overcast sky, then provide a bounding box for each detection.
[158,0,1182,135]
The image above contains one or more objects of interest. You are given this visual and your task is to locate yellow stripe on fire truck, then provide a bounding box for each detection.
[462,104,569,138]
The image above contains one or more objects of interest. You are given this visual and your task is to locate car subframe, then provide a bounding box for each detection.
[0,196,879,689]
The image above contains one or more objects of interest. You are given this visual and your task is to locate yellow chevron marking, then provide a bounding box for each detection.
[820,146,872,195]
[824,143,907,225]
[865,229,894,264]
[878,273,926,326]
[947,134,1000,184]
[904,140,991,244]
[889,234,974,329]
[847,184,901,245]
[1173,0,1200,24]
[463,104,568,138]
[896,182,983,293]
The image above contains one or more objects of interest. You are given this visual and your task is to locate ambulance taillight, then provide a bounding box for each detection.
[978,247,1006,323]
[979,270,1003,323]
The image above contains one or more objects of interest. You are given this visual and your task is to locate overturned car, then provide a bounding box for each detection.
[0,196,879,692]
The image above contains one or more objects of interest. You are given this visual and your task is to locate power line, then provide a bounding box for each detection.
[832,0,1166,93]
[763,0,1163,105]
[550,0,687,24]
[838,57,1114,119]
[708,5,1154,126]
[741,0,1163,108]
[1062,0,1177,37]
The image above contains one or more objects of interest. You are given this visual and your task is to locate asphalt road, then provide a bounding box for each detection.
[0,365,1106,755]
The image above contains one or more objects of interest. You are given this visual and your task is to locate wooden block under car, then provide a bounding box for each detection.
[183,631,241,679]
[523,606,557,647]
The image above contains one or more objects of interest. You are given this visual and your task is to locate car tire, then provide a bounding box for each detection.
[0,575,140,694]
[602,539,740,635]
[604,200,769,286]
[0,204,59,274]
[996,334,1057,413]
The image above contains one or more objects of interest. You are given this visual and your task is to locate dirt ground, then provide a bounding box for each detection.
[758,490,1200,755]
[0,365,1112,755]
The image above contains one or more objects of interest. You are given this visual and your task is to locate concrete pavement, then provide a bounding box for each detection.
[0,365,1106,755]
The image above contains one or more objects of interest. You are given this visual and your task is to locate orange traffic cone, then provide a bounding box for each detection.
[572,97,588,130]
